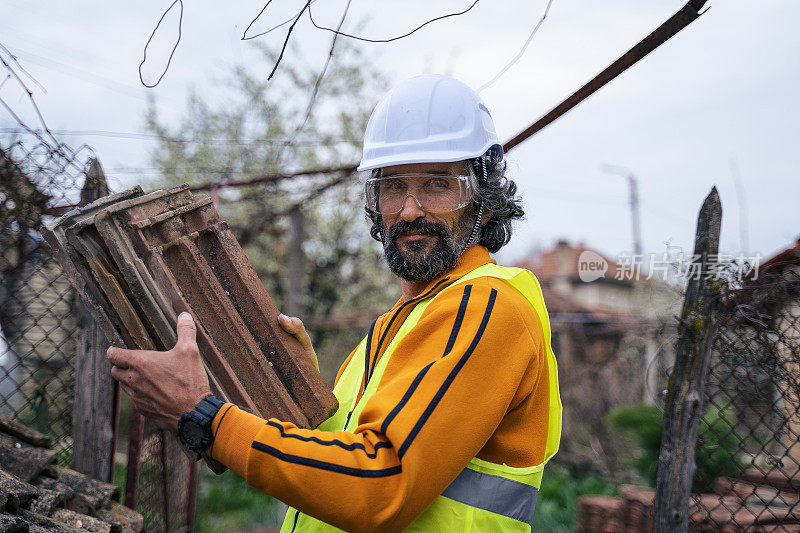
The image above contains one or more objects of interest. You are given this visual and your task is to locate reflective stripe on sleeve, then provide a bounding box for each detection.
[440,467,538,526]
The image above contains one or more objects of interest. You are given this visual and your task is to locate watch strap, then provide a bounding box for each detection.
[194,394,225,421]
[177,395,226,452]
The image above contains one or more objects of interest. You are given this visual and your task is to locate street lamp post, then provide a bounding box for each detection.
[603,164,643,257]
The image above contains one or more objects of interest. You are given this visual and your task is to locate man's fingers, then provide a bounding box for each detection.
[278,314,319,370]
[110,365,135,386]
[107,346,138,370]
[175,312,197,350]
[278,314,311,346]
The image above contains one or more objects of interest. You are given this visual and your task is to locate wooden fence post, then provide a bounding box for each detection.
[71,158,119,483]
[653,187,725,532]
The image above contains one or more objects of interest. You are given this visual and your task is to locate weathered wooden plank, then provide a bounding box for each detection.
[71,158,117,484]
[71,318,116,483]
[51,509,117,533]
[0,469,40,511]
[42,465,119,511]
[33,475,88,516]
[0,432,57,482]
[652,187,725,532]
[29,488,65,516]
[18,509,83,533]
[93,503,143,533]
[0,514,28,532]
[0,416,49,449]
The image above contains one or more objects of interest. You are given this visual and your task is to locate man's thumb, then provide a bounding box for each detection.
[176,311,197,346]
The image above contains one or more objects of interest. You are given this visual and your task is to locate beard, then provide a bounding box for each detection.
[382,217,472,283]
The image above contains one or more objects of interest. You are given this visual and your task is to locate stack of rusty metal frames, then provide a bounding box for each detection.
[41,185,338,477]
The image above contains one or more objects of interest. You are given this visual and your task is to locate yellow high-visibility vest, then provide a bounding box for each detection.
[281,263,562,532]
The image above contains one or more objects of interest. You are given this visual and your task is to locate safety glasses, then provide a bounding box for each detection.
[365,174,473,215]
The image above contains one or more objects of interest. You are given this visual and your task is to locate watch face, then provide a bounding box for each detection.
[181,420,206,448]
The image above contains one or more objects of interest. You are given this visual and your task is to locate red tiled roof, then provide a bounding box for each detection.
[758,237,800,275]
[517,240,629,284]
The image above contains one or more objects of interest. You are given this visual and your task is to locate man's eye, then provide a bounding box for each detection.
[426,178,451,191]
[383,179,406,191]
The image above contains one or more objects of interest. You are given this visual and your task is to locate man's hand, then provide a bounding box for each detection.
[107,312,212,433]
[278,314,319,370]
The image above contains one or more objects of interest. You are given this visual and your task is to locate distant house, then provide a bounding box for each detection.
[516,240,679,463]
[721,237,800,473]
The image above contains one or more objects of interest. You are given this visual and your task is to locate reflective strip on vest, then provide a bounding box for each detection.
[441,467,538,526]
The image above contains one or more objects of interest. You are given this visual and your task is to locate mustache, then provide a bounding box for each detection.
[387,219,449,241]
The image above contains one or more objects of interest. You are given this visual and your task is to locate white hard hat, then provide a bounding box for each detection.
[358,75,501,172]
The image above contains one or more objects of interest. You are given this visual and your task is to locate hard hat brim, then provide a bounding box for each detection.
[357,142,500,172]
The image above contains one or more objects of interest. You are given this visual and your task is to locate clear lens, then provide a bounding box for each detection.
[365,174,471,215]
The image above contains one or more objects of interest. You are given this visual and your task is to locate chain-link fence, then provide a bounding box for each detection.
[136,419,196,532]
[686,257,800,530]
[577,250,800,532]
[1,139,196,531]
[0,139,84,464]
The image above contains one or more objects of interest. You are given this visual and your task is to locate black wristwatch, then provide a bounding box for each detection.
[177,395,225,452]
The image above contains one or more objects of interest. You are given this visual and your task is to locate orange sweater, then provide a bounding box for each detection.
[209,246,552,532]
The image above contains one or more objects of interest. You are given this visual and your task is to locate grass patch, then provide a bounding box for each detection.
[196,468,284,532]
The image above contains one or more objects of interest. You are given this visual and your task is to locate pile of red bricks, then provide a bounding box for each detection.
[43,185,338,430]
[578,474,800,532]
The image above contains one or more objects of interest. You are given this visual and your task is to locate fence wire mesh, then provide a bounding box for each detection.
[136,418,195,532]
[1,139,86,464]
[687,260,800,531]
[576,254,800,532]
[1,139,195,531]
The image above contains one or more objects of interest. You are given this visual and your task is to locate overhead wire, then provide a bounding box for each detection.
[252,0,480,80]
[307,1,480,43]
[139,0,184,88]
[241,0,321,41]
[141,1,481,83]
[0,42,88,172]
[275,0,353,168]
[261,0,312,80]
[478,0,554,92]
[7,44,147,99]
[0,127,359,146]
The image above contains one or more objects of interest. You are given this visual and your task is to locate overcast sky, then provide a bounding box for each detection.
[2,0,798,266]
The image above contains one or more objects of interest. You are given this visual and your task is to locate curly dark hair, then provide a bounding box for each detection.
[364,147,524,253]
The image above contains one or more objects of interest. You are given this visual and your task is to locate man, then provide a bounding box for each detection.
[108,74,561,532]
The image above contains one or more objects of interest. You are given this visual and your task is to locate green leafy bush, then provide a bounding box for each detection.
[534,462,617,532]
[606,403,745,492]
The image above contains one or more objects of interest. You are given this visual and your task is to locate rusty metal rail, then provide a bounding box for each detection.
[503,0,709,153]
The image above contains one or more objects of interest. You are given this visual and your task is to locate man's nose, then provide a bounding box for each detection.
[399,194,426,222]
